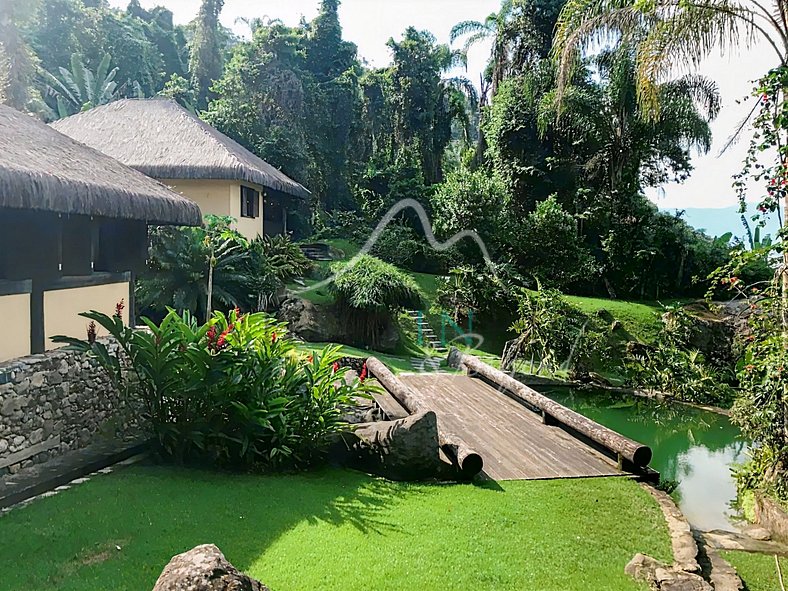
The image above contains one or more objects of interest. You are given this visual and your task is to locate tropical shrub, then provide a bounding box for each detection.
[243,234,312,310]
[504,286,595,374]
[724,277,788,498]
[139,217,312,319]
[511,195,598,291]
[430,167,509,264]
[367,221,429,271]
[624,305,735,405]
[435,263,522,322]
[53,308,373,470]
[137,215,249,322]
[331,255,423,347]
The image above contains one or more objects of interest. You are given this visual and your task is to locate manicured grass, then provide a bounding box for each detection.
[562,295,680,345]
[410,271,441,304]
[721,551,788,591]
[294,341,421,373]
[0,465,671,590]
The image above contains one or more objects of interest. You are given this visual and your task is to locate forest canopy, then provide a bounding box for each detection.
[0,0,744,299]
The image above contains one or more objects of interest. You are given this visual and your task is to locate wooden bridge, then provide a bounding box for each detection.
[367,351,655,482]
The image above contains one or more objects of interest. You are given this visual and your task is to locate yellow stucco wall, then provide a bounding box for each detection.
[0,294,31,362]
[161,179,264,241]
[229,183,265,241]
[43,282,130,350]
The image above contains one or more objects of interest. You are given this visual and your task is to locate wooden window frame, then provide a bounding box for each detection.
[240,186,260,219]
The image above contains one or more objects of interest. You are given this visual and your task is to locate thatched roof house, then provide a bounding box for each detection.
[0,105,202,226]
[0,104,202,360]
[52,99,310,240]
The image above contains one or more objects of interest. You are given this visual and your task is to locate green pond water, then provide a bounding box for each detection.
[542,387,748,532]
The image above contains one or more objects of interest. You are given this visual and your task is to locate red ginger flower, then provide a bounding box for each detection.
[307,354,313,363]
[114,299,125,318]
[272,332,277,343]
[359,362,368,383]
[87,321,97,344]
[332,361,340,374]
[216,327,231,349]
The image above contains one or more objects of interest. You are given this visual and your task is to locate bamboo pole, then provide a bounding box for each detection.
[447,348,653,468]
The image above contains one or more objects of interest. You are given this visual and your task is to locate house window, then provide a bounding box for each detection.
[240,186,260,218]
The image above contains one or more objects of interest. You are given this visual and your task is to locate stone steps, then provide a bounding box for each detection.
[405,310,447,353]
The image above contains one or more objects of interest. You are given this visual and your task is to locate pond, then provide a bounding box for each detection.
[541,387,748,532]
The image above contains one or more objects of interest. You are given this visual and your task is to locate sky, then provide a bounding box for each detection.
[110,0,777,213]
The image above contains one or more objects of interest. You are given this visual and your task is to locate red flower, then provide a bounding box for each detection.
[359,362,368,383]
[114,299,125,318]
[307,354,313,363]
[745,364,755,372]
[216,327,231,349]
[271,332,277,343]
[233,306,240,317]
[332,361,340,374]
[87,321,97,344]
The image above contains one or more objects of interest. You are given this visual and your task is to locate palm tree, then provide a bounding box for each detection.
[41,53,138,119]
[552,0,788,116]
[539,47,721,197]
[451,0,517,100]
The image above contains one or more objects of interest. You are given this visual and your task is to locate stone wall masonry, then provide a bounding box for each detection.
[0,342,142,477]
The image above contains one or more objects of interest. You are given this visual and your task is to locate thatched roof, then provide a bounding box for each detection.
[52,99,311,200]
[0,105,202,226]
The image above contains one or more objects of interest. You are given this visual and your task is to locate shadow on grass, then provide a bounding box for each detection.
[0,463,419,590]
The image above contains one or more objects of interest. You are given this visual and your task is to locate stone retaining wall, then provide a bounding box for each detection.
[0,343,141,476]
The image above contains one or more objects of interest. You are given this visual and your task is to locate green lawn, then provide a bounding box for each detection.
[0,465,671,591]
[563,295,667,344]
[722,551,788,591]
[294,341,423,373]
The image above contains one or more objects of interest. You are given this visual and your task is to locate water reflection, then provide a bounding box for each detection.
[543,387,748,531]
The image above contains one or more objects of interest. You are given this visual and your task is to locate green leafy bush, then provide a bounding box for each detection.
[138,215,249,322]
[504,287,596,374]
[139,218,312,318]
[369,222,425,269]
[624,305,735,405]
[512,196,598,291]
[430,167,509,265]
[53,309,373,470]
[331,255,423,347]
[435,264,522,322]
[244,234,313,310]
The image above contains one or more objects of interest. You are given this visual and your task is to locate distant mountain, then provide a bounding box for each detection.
[659,205,781,242]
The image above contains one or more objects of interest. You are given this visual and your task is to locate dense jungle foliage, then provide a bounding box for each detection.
[0,0,750,300]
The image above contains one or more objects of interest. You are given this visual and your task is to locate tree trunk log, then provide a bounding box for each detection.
[447,348,652,468]
[366,356,484,478]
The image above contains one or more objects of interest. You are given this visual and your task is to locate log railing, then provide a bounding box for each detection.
[366,357,484,477]
[447,349,653,469]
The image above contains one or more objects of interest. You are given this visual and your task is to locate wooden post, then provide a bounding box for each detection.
[447,348,653,468]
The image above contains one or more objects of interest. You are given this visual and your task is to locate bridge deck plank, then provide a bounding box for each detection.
[398,373,627,481]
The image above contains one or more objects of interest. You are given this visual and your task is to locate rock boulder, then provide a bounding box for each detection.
[152,544,269,591]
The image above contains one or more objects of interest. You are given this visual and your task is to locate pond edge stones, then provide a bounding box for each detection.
[626,484,743,590]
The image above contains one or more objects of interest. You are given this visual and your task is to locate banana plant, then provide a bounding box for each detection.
[41,52,141,119]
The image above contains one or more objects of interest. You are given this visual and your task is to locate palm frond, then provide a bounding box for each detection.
[450,20,491,43]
